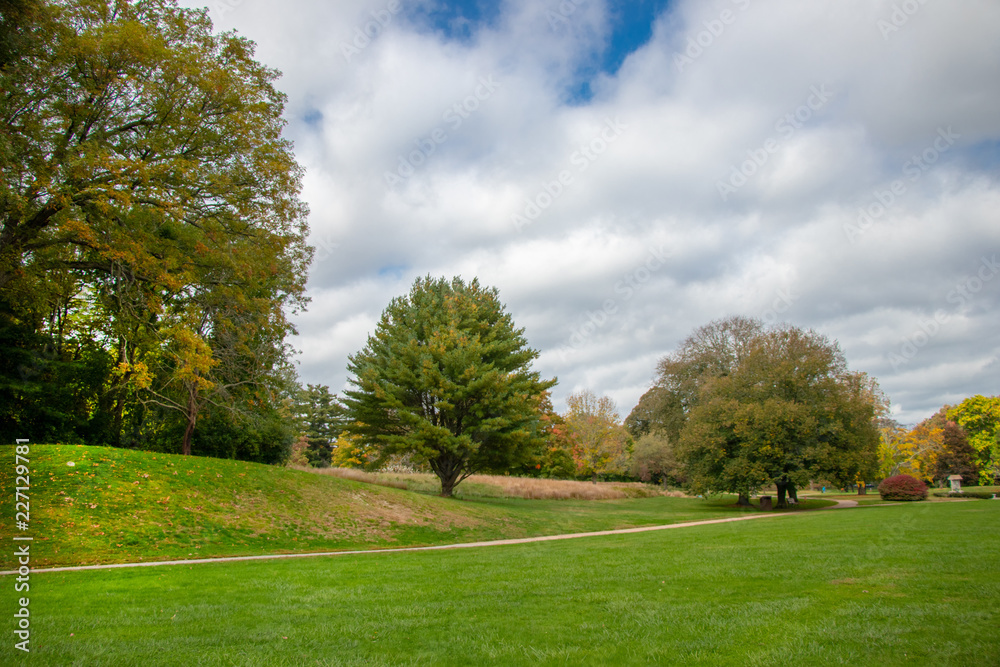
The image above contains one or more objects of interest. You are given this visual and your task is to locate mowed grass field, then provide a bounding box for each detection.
[1,445,829,568]
[2,501,997,665]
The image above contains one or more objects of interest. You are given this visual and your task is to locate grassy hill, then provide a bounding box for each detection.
[3,445,830,568]
[3,444,514,567]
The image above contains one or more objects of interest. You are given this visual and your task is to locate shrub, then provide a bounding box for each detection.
[946,490,997,499]
[932,488,998,499]
[878,474,928,501]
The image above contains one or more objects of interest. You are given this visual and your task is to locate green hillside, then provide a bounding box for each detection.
[3,445,521,568]
[3,445,830,568]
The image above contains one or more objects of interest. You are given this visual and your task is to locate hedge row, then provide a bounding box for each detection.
[944,490,997,499]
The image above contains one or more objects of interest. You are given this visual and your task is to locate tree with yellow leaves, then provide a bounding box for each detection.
[1,0,310,456]
[563,390,632,479]
[948,395,1000,484]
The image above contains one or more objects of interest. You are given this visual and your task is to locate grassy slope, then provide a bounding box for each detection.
[6,501,998,666]
[2,444,516,567]
[2,445,829,568]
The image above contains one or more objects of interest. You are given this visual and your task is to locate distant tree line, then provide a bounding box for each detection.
[879,395,1000,487]
[315,280,892,501]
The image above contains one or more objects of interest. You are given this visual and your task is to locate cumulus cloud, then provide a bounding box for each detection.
[189,0,1000,425]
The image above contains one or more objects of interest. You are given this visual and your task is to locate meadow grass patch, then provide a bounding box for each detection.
[3,501,997,665]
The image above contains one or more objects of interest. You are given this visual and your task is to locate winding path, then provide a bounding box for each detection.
[821,498,858,509]
[4,498,861,576]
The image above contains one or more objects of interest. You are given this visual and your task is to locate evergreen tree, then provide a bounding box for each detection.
[343,276,555,497]
[298,384,344,468]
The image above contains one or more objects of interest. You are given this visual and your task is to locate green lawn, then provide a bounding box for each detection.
[4,501,997,665]
[2,445,828,568]
[804,485,1000,505]
[799,490,888,506]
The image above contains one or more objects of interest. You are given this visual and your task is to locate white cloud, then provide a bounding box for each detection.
[184,0,1000,425]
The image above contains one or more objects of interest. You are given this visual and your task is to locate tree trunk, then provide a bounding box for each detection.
[181,389,197,456]
[110,338,129,445]
[182,414,195,456]
[438,473,460,497]
[431,453,464,497]
[775,480,788,509]
[788,483,798,503]
[110,391,126,446]
[736,492,752,506]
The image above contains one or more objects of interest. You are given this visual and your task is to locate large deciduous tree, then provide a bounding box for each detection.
[0,0,311,455]
[643,317,880,507]
[947,395,1000,484]
[934,420,979,487]
[880,408,946,482]
[563,389,632,479]
[627,316,764,445]
[342,276,556,497]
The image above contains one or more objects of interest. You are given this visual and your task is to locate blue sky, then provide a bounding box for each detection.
[193,0,1000,426]
[404,0,504,43]
[405,0,674,102]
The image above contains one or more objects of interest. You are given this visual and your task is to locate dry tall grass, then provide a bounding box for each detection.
[464,475,684,500]
[292,465,685,500]
[289,466,409,490]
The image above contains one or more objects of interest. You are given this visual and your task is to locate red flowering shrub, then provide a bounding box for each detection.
[877,474,928,501]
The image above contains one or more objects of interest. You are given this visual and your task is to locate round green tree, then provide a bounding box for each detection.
[343,276,556,496]
[657,318,880,507]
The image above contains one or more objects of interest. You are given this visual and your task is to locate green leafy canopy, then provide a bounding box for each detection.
[650,317,880,505]
[0,0,311,457]
[343,276,556,496]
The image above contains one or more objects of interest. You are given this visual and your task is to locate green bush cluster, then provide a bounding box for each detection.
[931,488,998,499]
[945,490,997,499]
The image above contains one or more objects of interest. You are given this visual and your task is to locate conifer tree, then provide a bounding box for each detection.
[343,276,555,496]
